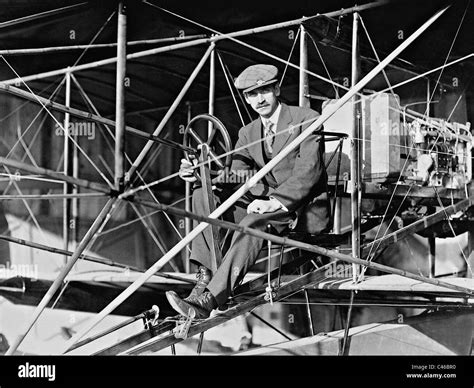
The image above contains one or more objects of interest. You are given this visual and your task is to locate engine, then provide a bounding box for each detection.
[322,92,473,189]
[404,118,472,189]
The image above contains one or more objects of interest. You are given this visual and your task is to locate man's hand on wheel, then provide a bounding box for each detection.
[178,155,198,183]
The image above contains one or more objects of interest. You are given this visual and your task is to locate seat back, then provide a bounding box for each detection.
[293,191,331,234]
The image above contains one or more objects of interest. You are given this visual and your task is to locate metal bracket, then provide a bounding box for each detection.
[142,305,160,335]
[173,308,196,339]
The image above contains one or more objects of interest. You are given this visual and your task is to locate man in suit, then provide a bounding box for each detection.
[166,64,328,318]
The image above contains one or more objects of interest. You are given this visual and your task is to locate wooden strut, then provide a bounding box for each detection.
[0,234,196,284]
[0,193,105,200]
[68,305,160,352]
[73,256,473,355]
[0,0,389,86]
[198,144,222,272]
[5,43,215,356]
[114,0,127,191]
[362,196,474,257]
[0,156,111,194]
[84,255,310,355]
[5,198,116,355]
[0,35,207,55]
[118,263,336,355]
[57,8,452,354]
[131,197,474,297]
[0,83,195,154]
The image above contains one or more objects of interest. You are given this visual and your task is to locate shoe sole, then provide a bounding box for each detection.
[166,291,211,319]
[166,291,191,317]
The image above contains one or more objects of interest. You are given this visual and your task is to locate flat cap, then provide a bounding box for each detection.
[234,64,278,93]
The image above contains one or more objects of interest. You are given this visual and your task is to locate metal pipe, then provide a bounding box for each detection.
[63,71,71,264]
[0,35,207,55]
[60,7,451,351]
[350,12,362,282]
[340,290,355,355]
[185,102,192,273]
[71,140,79,248]
[208,46,215,136]
[6,199,116,355]
[468,232,474,279]
[0,156,110,194]
[332,139,344,234]
[426,78,431,117]
[115,1,127,190]
[303,289,315,336]
[299,24,310,108]
[196,332,204,354]
[429,237,436,278]
[0,1,388,86]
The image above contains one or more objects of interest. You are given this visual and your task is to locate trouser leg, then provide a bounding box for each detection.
[189,187,248,271]
[207,210,294,306]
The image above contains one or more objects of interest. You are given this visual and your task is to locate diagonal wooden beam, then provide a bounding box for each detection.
[119,262,335,355]
[0,83,194,154]
[131,197,474,297]
[59,6,452,353]
[362,195,474,258]
[0,1,388,85]
[0,156,111,194]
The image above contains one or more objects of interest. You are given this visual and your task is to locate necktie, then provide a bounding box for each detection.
[264,120,274,154]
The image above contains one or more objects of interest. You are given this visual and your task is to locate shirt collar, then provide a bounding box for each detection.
[261,103,281,132]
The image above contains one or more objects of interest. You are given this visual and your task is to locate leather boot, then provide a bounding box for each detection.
[166,290,217,319]
[184,266,212,303]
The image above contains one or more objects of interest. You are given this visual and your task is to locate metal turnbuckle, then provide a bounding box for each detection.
[264,286,277,305]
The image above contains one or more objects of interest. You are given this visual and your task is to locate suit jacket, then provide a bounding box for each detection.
[230,103,328,220]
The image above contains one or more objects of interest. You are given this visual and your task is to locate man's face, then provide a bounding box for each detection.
[244,83,280,118]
